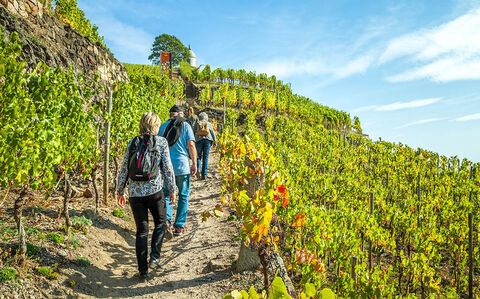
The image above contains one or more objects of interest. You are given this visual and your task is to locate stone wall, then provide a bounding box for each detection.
[0,0,129,83]
[0,0,46,19]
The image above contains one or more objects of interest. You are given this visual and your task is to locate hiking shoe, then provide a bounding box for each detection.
[173,226,185,236]
[138,272,149,282]
[149,259,162,272]
[165,221,173,241]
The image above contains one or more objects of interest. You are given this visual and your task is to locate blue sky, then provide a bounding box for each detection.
[77,0,480,162]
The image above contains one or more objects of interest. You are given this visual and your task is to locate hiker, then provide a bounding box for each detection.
[117,112,176,281]
[194,112,216,180]
[186,107,197,128]
[158,105,197,237]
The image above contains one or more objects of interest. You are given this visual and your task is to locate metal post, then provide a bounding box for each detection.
[174,81,177,100]
[468,211,473,299]
[369,193,374,271]
[417,173,421,227]
[103,88,112,206]
[170,52,173,80]
[223,97,226,125]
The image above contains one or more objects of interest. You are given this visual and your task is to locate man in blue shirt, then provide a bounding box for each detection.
[158,105,197,237]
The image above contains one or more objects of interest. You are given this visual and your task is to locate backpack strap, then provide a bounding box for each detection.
[163,117,186,146]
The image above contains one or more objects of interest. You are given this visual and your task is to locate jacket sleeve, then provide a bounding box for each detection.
[160,140,176,193]
[117,143,130,196]
[193,122,198,141]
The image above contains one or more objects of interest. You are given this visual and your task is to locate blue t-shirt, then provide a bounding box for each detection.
[158,119,195,176]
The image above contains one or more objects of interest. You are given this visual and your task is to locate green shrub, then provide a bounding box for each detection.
[71,216,92,230]
[0,227,17,236]
[0,267,16,282]
[36,266,58,280]
[25,227,40,235]
[113,209,125,218]
[53,0,106,48]
[76,257,90,267]
[67,236,83,249]
[60,225,76,233]
[46,232,64,244]
[26,243,40,257]
[12,242,39,257]
[38,234,46,240]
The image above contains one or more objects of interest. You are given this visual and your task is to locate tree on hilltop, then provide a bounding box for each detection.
[148,34,189,66]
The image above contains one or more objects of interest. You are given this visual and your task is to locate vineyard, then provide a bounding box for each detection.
[185,70,480,297]
[0,29,179,270]
[224,113,480,297]
[1,1,480,298]
[117,61,480,297]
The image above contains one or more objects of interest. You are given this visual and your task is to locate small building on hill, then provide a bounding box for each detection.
[188,46,197,68]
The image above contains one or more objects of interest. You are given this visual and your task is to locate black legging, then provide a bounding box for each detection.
[129,191,166,274]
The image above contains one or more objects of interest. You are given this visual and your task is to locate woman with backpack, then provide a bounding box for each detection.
[117,112,176,281]
[193,112,216,180]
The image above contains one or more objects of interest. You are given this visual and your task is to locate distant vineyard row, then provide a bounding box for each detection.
[219,103,480,297]
[125,63,361,133]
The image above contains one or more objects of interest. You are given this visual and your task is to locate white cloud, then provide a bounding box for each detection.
[387,54,480,82]
[395,118,446,129]
[378,98,441,111]
[335,55,376,79]
[455,113,480,121]
[353,98,441,113]
[248,54,375,79]
[381,8,480,82]
[95,15,153,64]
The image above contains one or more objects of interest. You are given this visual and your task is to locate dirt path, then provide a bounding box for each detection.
[51,151,262,298]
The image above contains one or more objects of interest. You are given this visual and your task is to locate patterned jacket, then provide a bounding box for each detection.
[117,135,176,198]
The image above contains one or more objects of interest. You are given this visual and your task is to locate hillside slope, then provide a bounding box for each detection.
[1,153,262,298]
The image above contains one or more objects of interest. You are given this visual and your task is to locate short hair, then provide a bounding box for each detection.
[187,107,195,116]
[198,112,208,121]
[139,112,161,135]
[169,105,184,113]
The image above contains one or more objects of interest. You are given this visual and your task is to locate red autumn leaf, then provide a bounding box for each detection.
[277,184,286,194]
[273,193,281,202]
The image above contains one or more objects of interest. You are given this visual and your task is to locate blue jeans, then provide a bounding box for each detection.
[164,174,190,229]
[196,139,212,178]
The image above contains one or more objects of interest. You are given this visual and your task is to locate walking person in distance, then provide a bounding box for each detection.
[158,105,197,237]
[117,112,176,281]
[194,112,216,180]
[186,106,197,128]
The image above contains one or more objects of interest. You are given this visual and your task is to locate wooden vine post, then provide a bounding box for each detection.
[63,172,72,235]
[13,188,27,261]
[351,256,358,284]
[103,88,113,206]
[92,166,100,214]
